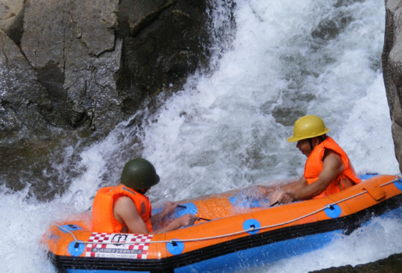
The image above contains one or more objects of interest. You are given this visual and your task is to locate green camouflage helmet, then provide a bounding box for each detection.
[120,158,160,190]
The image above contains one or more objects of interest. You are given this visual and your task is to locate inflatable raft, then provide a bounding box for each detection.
[44,174,402,273]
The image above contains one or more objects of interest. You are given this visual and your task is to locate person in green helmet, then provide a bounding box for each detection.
[268,115,361,205]
[91,158,199,234]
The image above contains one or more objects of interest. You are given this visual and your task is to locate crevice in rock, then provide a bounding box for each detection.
[4,3,25,45]
[129,0,176,36]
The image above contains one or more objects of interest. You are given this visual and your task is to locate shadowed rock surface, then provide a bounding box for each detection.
[383,0,402,175]
[0,0,219,199]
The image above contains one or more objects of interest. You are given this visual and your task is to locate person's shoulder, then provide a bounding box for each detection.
[115,195,136,206]
[323,150,343,167]
[323,148,341,158]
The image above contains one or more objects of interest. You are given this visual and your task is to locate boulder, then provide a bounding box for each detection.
[0,0,213,199]
[383,0,402,174]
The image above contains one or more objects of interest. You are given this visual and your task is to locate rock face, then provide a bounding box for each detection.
[383,0,402,174]
[0,0,213,198]
[1,0,211,140]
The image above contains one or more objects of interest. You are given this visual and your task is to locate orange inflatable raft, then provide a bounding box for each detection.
[44,174,402,273]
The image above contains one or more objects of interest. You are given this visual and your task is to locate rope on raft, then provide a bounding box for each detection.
[57,176,400,246]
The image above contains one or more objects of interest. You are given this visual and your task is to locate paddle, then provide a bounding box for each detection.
[197,217,211,222]
[269,201,279,207]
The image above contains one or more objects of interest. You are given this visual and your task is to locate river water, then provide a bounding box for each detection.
[1,0,402,272]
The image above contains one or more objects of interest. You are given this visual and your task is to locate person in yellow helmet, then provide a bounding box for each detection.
[270,115,361,205]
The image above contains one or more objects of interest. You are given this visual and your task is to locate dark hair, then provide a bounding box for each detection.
[318,134,327,143]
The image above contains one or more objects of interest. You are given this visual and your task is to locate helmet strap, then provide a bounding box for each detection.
[309,135,327,151]
[309,139,314,151]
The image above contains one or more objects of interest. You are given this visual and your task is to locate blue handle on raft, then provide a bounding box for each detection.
[152,202,198,219]
[359,173,379,180]
[174,202,198,218]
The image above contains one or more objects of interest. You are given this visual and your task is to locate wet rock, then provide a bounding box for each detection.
[0,0,217,200]
[0,0,24,44]
[383,0,402,175]
[1,0,212,141]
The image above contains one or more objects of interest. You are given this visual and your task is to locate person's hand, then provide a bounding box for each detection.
[163,214,199,232]
[278,192,295,204]
[177,214,199,227]
[269,190,284,206]
[162,201,179,215]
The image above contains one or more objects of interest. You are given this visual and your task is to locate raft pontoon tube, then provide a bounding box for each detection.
[44,174,402,273]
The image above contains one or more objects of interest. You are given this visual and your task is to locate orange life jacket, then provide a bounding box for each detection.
[91,184,153,233]
[304,136,361,199]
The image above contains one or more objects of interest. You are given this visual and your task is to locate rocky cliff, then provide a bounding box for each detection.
[1,0,212,140]
[0,0,218,198]
[383,0,402,174]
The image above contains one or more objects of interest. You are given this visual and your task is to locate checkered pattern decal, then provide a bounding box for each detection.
[85,232,153,259]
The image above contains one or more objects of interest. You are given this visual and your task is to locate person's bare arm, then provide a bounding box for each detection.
[274,176,308,204]
[279,151,344,203]
[151,201,200,234]
[152,214,199,234]
[256,177,305,199]
[114,196,150,234]
[281,176,308,192]
[151,201,179,227]
[114,197,199,234]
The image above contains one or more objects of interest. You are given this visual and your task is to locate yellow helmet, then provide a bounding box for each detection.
[287,115,330,142]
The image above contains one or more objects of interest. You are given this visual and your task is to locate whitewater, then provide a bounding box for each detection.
[1,0,402,272]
